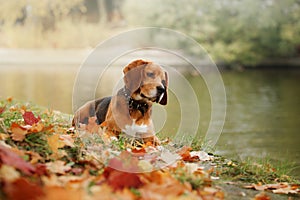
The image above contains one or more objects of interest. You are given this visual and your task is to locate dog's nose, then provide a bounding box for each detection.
[156,86,165,95]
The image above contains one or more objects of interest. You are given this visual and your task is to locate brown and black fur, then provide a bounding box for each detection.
[72,59,168,139]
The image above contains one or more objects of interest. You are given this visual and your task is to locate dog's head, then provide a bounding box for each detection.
[123,59,168,105]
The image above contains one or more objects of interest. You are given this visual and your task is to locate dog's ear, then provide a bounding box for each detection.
[159,71,168,105]
[123,60,149,93]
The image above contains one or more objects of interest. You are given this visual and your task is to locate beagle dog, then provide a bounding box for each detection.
[73,59,168,142]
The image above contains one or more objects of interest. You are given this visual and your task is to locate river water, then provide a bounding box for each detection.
[0,66,299,177]
[218,70,300,178]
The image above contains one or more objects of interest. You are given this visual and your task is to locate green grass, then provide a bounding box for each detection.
[0,98,74,161]
[157,130,299,185]
[214,156,300,184]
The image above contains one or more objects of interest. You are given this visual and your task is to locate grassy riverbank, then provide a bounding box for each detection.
[0,98,299,199]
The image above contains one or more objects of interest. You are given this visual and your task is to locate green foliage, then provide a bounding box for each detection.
[0,0,85,27]
[125,0,300,67]
[1,0,300,66]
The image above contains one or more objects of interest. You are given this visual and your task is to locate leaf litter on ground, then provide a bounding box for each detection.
[0,98,299,200]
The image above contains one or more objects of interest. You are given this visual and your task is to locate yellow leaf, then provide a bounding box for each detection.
[29,122,44,133]
[47,134,65,154]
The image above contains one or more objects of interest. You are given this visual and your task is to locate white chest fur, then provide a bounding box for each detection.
[122,122,148,137]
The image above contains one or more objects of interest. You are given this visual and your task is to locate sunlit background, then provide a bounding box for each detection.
[0,0,299,177]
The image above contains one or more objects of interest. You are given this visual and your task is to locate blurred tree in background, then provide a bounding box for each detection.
[0,0,300,67]
[0,0,85,28]
[125,0,300,67]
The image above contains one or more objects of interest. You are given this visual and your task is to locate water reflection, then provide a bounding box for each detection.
[0,67,299,176]
[219,70,300,177]
[0,67,77,113]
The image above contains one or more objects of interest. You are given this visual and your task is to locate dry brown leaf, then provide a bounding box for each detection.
[265,182,289,189]
[26,151,42,164]
[59,134,75,147]
[10,122,28,141]
[244,183,267,191]
[177,146,199,162]
[272,186,299,194]
[244,183,299,195]
[86,116,99,133]
[46,160,71,175]
[254,184,268,191]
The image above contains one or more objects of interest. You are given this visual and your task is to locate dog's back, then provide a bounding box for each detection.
[72,96,111,126]
[94,97,111,124]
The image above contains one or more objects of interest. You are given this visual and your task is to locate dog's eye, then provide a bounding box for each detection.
[146,72,155,78]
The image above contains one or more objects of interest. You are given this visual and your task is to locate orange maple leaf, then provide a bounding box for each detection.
[10,123,29,142]
[29,123,44,133]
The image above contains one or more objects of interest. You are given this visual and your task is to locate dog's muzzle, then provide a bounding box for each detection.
[156,86,165,103]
